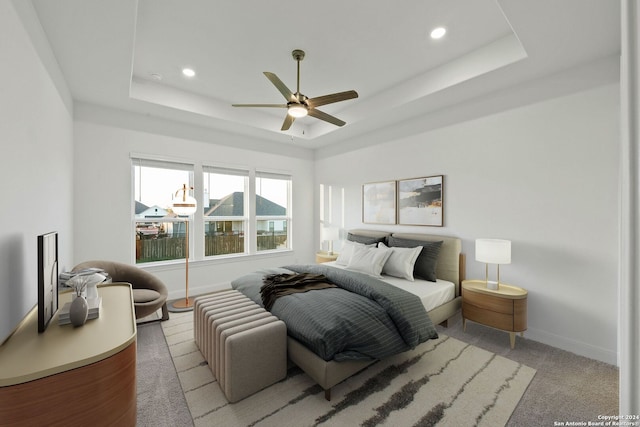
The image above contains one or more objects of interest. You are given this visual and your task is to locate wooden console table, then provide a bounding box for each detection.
[0,283,137,426]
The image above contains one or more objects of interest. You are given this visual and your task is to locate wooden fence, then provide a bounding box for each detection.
[136,234,287,263]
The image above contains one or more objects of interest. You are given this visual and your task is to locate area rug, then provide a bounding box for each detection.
[162,312,536,427]
[136,321,193,427]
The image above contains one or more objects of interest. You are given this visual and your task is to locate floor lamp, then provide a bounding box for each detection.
[171,184,197,310]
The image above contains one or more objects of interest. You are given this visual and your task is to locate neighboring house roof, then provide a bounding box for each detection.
[135,200,149,215]
[256,194,286,216]
[205,192,285,216]
[205,192,242,216]
[137,205,169,218]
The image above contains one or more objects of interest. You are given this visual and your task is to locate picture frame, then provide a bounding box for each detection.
[38,231,58,333]
[362,181,397,224]
[397,175,443,226]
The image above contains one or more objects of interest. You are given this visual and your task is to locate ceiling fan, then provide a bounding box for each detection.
[232,49,358,131]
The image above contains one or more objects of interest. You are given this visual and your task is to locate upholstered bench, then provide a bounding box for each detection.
[194,291,287,403]
[194,292,256,364]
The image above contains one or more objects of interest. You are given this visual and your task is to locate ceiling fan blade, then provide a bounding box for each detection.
[307,108,346,127]
[281,114,295,131]
[306,90,359,108]
[264,72,296,102]
[232,103,287,108]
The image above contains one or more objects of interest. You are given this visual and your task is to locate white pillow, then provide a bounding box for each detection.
[379,242,423,281]
[335,240,375,266]
[345,245,392,277]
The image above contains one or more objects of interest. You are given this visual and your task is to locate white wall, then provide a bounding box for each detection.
[0,2,74,342]
[73,114,316,300]
[316,84,620,364]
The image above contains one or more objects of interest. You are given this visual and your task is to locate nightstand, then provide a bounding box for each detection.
[315,251,338,264]
[461,279,528,349]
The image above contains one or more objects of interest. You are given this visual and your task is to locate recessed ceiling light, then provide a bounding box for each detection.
[182,68,196,78]
[430,27,447,40]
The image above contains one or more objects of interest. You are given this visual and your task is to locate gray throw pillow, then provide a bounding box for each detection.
[347,232,387,246]
[387,237,443,282]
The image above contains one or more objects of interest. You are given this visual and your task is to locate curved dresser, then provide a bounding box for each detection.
[0,283,137,426]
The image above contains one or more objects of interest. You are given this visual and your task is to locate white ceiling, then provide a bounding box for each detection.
[31,0,620,150]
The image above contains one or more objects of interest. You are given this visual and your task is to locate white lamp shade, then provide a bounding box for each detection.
[172,194,197,216]
[475,239,511,264]
[172,184,197,216]
[321,226,339,241]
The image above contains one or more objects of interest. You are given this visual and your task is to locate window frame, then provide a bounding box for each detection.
[255,171,292,253]
[131,155,293,265]
[131,155,196,266]
[202,165,249,258]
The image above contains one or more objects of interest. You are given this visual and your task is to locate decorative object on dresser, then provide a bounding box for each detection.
[68,294,89,326]
[65,270,102,327]
[170,184,198,311]
[362,181,396,224]
[397,175,444,226]
[461,279,528,349]
[475,238,511,290]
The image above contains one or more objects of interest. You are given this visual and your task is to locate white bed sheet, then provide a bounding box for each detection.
[322,261,455,312]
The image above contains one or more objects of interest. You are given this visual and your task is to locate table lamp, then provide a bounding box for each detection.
[475,238,511,290]
[321,226,340,255]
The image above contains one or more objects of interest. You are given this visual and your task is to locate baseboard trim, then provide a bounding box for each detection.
[526,326,617,366]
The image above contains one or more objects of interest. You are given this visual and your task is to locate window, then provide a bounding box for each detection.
[256,171,291,252]
[133,158,194,264]
[203,166,248,257]
[131,157,293,264]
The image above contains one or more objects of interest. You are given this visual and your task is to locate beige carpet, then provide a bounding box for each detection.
[162,312,536,427]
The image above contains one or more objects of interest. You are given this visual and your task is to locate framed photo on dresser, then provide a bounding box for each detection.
[38,231,58,332]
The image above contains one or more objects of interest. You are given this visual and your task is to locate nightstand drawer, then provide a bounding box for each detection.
[462,301,514,331]
[461,280,528,349]
[462,288,513,315]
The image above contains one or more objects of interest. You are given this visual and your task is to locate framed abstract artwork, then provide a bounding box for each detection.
[362,181,396,224]
[397,175,443,226]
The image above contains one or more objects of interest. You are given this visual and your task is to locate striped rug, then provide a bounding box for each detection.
[162,312,535,427]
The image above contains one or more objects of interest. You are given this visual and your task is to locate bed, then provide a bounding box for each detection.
[231,229,465,400]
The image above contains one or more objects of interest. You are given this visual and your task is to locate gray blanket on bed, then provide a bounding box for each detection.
[231,264,438,362]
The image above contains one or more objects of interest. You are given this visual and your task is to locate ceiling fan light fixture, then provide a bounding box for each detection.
[430,27,447,39]
[288,104,308,118]
[182,67,196,78]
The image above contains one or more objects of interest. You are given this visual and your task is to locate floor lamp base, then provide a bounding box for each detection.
[168,298,194,312]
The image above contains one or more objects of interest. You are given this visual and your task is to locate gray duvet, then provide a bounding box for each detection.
[230,264,438,362]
